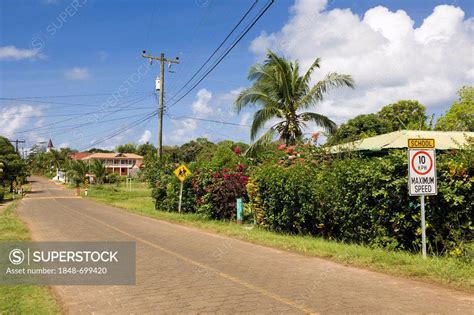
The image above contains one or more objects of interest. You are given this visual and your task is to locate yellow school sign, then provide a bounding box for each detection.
[173,164,191,182]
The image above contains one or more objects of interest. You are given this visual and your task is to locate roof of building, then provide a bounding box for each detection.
[47,139,54,148]
[328,130,474,153]
[69,152,92,160]
[82,153,144,160]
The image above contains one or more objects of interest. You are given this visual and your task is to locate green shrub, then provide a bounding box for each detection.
[250,148,473,255]
[106,173,120,184]
[0,187,4,202]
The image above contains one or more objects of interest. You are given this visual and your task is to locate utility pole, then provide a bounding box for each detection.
[141,50,180,159]
[9,139,25,153]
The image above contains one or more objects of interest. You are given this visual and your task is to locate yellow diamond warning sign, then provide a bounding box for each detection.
[173,164,191,182]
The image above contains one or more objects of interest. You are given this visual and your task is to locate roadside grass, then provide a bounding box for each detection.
[83,182,473,291]
[0,201,61,314]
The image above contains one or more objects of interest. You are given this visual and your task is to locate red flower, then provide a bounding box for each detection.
[277,144,286,150]
[234,146,241,155]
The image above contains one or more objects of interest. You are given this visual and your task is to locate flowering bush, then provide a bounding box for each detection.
[196,165,249,220]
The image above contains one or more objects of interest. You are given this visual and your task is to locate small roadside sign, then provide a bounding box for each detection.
[173,164,192,213]
[407,138,437,259]
[408,138,435,149]
[408,149,437,196]
[173,164,191,182]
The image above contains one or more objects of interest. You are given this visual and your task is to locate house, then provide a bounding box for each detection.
[71,152,144,176]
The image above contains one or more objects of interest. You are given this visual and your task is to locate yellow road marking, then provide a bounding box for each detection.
[53,198,318,314]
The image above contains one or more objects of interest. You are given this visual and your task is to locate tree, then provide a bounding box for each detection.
[435,86,474,131]
[116,143,136,153]
[326,114,391,145]
[178,138,215,162]
[90,159,106,184]
[136,143,156,157]
[0,136,28,190]
[378,100,428,131]
[87,148,112,153]
[235,50,354,154]
[66,160,88,186]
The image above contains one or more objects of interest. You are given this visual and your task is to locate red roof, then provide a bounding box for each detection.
[69,152,92,160]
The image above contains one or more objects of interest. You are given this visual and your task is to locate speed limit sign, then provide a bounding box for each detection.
[407,139,437,259]
[408,149,437,196]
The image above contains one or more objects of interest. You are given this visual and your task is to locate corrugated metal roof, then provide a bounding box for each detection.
[328,130,473,153]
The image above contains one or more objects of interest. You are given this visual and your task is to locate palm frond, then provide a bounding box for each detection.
[299,72,354,109]
[244,125,280,157]
[301,57,321,86]
[235,88,277,113]
[251,107,283,140]
[300,112,337,134]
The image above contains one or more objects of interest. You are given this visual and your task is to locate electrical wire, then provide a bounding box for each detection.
[166,0,259,103]
[165,0,274,112]
[12,94,153,134]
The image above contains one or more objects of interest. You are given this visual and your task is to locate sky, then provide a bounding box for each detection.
[0,0,473,152]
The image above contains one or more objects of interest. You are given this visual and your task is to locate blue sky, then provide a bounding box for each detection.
[1,0,473,151]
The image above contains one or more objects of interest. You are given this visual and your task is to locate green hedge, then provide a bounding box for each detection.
[250,150,473,256]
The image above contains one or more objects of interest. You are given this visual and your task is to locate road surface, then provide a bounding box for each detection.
[16,176,474,314]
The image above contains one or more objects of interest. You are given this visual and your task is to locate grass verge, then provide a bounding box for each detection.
[0,201,61,314]
[82,182,473,291]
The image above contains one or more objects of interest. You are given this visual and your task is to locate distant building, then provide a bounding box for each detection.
[71,152,144,176]
[46,139,54,152]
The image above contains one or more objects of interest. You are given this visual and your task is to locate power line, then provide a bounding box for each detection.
[0,92,151,109]
[166,114,250,127]
[0,91,148,100]
[165,0,274,112]
[12,94,153,135]
[28,111,156,138]
[78,110,158,151]
[166,0,259,104]
[0,105,154,120]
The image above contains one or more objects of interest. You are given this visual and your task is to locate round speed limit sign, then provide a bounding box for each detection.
[411,150,433,175]
[408,149,437,196]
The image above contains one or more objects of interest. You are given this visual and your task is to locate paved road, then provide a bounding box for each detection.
[17,176,473,314]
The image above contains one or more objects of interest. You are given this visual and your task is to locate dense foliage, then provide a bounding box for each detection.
[0,136,28,200]
[435,86,474,131]
[327,100,429,145]
[249,143,473,256]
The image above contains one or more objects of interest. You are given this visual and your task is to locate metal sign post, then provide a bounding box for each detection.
[420,195,426,258]
[173,164,192,213]
[407,139,437,259]
[178,182,184,213]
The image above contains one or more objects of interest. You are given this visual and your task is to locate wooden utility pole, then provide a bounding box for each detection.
[141,51,179,159]
[9,139,25,153]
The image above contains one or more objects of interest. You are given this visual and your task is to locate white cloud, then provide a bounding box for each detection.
[167,118,198,144]
[191,88,213,116]
[64,67,90,80]
[0,105,43,137]
[58,142,70,148]
[138,129,151,144]
[0,46,44,61]
[239,112,251,126]
[250,0,474,123]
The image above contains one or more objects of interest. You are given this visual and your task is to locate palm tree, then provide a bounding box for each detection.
[90,159,106,184]
[66,160,88,186]
[235,50,354,154]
